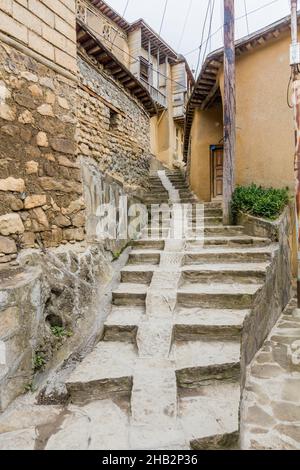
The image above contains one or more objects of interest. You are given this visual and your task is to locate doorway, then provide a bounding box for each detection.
[210,145,224,200]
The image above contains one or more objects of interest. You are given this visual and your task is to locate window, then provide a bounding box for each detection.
[140,61,149,83]
[109,109,118,131]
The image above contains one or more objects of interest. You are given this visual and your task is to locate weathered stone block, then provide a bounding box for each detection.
[63,227,85,241]
[0,236,17,255]
[50,137,75,154]
[39,177,82,194]
[0,177,25,192]
[0,213,25,236]
[25,161,39,175]
[24,195,47,209]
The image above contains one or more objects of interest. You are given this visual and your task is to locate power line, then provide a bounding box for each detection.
[111,0,130,48]
[184,0,281,58]
[199,0,216,75]
[177,0,193,51]
[244,0,250,36]
[159,0,169,36]
[195,0,212,77]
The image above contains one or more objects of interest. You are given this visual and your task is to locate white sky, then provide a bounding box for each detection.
[105,0,291,73]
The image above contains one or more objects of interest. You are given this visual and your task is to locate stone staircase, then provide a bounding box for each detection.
[0,170,275,450]
[43,170,273,450]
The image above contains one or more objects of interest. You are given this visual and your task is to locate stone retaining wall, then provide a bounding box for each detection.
[77,52,152,191]
[0,41,83,264]
[239,204,296,382]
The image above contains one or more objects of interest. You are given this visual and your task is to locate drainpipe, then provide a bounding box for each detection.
[290,0,300,306]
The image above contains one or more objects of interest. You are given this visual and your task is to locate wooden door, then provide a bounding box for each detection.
[210,145,224,199]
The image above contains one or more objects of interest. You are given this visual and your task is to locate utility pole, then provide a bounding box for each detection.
[223,0,236,224]
[290,0,300,306]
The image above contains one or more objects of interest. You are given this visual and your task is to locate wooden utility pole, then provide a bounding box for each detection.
[223,0,236,224]
[290,0,300,305]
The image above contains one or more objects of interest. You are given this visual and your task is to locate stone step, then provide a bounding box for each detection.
[132,239,165,250]
[66,341,137,405]
[180,263,268,285]
[178,382,240,449]
[183,247,273,264]
[112,283,148,306]
[105,306,145,328]
[177,283,261,309]
[188,216,223,225]
[172,338,241,387]
[121,265,155,284]
[128,251,161,265]
[141,227,170,238]
[104,306,145,342]
[189,225,245,236]
[174,307,249,340]
[187,236,271,247]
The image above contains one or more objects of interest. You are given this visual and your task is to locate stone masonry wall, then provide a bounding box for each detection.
[77,52,152,190]
[0,41,84,265]
[0,0,77,75]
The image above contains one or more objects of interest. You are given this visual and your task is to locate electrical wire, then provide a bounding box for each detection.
[111,0,130,48]
[184,0,281,58]
[177,0,193,52]
[195,0,211,78]
[287,72,293,109]
[244,0,250,36]
[199,0,216,75]
[159,0,169,36]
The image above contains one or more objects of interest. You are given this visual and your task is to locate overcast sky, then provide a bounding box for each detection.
[106,0,290,73]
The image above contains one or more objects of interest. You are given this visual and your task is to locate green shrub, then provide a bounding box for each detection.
[33,353,46,371]
[231,184,289,221]
[50,326,72,339]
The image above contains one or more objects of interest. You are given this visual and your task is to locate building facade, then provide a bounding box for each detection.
[185,16,295,202]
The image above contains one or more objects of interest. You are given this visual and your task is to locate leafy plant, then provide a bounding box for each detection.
[50,326,72,339]
[33,353,46,371]
[231,184,289,221]
[24,382,37,393]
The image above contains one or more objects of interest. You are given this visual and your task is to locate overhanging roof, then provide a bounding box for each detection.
[89,0,131,31]
[183,13,298,160]
[77,19,158,116]
[129,19,178,62]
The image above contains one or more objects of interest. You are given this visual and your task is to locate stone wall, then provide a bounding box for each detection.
[0,241,126,411]
[77,52,152,191]
[0,0,77,75]
[239,205,295,383]
[0,41,85,266]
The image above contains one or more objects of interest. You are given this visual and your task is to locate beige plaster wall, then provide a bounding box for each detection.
[189,104,223,201]
[189,32,295,202]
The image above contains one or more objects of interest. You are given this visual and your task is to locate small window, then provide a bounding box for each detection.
[109,109,118,131]
[140,61,149,82]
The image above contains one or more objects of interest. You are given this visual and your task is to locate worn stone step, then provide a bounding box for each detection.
[66,342,137,405]
[173,338,241,387]
[183,247,273,265]
[105,306,145,328]
[180,263,268,285]
[141,227,170,238]
[174,307,249,340]
[121,265,155,284]
[187,236,271,247]
[178,382,240,449]
[177,283,261,309]
[112,283,148,306]
[132,239,165,250]
[188,216,223,225]
[189,226,245,236]
[104,306,145,342]
[46,400,130,450]
[128,250,161,265]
